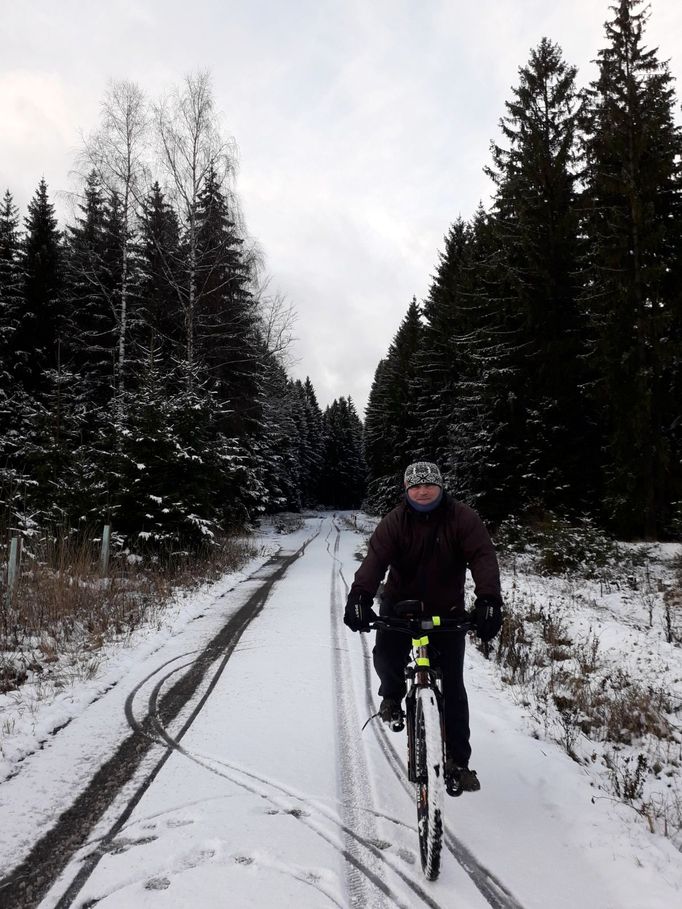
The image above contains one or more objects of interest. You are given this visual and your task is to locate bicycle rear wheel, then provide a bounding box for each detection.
[414,687,445,880]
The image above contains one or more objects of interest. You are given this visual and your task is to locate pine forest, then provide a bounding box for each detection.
[1,0,681,557]
[365,1,682,541]
[0,74,366,556]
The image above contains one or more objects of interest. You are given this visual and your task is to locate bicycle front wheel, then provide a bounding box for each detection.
[414,687,445,880]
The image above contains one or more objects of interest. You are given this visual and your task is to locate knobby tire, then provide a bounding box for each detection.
[415,688,445,881]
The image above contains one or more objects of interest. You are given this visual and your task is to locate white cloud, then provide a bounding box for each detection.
[0,69,93,210]
[0,71,74,145]
[2,0,682,413]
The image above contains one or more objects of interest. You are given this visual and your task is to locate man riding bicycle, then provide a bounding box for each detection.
[344,461,503,794]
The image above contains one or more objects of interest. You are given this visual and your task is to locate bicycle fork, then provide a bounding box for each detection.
[405,634,444,783]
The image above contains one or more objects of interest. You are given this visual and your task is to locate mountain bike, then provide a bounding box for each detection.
[369,601,473,881]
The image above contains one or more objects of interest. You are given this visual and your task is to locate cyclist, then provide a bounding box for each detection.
[344,461,503,794]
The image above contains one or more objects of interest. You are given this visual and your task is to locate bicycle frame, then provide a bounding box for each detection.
[406,620,450,783]
[370,608,472,783]
[369,604,472,880]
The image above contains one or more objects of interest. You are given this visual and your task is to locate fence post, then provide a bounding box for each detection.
[100,524,111,576]
[6,535,20,605]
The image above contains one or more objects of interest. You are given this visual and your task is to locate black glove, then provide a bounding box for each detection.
[473,595,503,642]
[344,590,377,632]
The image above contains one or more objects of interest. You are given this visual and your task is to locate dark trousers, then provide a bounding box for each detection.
[373,611,471,767]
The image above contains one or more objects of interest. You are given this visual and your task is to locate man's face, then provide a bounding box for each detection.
[406,483,441,505]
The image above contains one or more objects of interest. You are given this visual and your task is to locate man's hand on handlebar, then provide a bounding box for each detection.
[473,595,503,642]
[344,592,502,638]
[343,590,378,632]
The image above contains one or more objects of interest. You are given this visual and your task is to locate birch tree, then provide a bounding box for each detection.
[79,79,149,393]
[154,71,238,374]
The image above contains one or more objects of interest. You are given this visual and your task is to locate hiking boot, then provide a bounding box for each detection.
[379,697,405,731]
[445,758,480,796]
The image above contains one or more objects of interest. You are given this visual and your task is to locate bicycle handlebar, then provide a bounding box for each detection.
[369,613,474,635]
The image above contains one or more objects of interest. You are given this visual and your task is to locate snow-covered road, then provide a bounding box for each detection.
[2,515,681,908]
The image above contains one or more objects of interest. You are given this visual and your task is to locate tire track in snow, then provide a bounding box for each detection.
[51,520,434,909]
[121,525,440,909]
[355,638,525,909]
[327,520,392,909]
[0,533,317,909]
[141,686,438,909]
[130,659,416,836]
[334,519,526,909]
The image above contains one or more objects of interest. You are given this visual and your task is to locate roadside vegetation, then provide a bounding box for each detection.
[350,511,682,848]
[0,528,257,696]
[487,516,682,849]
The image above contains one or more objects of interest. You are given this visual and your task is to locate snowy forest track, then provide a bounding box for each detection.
[329,517,525,909]
[87,516,444,909]
[138,674,442,909]
[358,633,525,909]
[328,521,412,908]
[0,535,317,909]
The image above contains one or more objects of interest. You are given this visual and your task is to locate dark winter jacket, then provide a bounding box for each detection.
[350,494,501,615]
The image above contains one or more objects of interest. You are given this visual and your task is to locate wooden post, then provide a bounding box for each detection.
[6,535,20,604]
[100,524,111,576]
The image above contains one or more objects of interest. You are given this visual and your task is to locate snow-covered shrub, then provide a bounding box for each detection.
[489,563,682,845]
[270,513,304,534]
[663,556,682,643]
[495,513,623,577]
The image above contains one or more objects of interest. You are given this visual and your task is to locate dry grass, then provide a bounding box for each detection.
[485,574,682,845]
[663,555,682,644]
[1,530,257,693]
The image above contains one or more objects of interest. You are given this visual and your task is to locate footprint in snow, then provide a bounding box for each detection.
[367,838,392,850]
[398,847,416,865]
[145,877,171,891]
[178,847,216,871]
[285,807,310,819]
[166,817,194,828]
[108,835,158,855]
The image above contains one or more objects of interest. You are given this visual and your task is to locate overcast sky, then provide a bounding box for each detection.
[3,0,682,413]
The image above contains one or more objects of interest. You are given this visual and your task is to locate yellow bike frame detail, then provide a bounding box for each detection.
[413,616,442,674]
[413,635,431,669]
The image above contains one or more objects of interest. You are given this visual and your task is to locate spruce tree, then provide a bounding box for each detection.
[410,219,480,479]
[286,377,324,507]
[363,358,390,507]
[483,38,594,518]
[0,180,69,526]
[192,167,261,439]
[136,181,183,364]
[417,207,504,514]
[300,377,325,504]
[0,190,23,414]
[364,298,423,513]
[15,179,64,397]
[0,190,24,525]
[320,397,366,508]
[257,363,304,513]
[65,173,117,412]
[581,0,682,537]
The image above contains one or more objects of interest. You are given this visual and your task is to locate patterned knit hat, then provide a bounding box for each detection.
[404,461,443,489]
